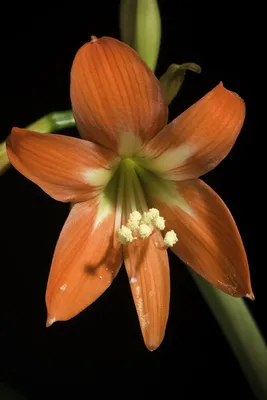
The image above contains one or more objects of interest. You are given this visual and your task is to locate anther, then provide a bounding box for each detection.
[138,223,153,239]
[118,226,136,244]
[127,210,142,231]
[164,230,178,247]
[152,215,165,230]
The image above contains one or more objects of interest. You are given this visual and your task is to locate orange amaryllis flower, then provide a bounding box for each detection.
[6,36,253,351]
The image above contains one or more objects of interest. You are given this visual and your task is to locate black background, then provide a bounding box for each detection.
[0,1,264,399]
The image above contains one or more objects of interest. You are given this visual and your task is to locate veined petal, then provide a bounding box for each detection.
[143,83,245,180]
[70,36,168,155]
[151,179,253,298]
[7,128,118,202]
[123,231,170,351]
[46,196,122,324]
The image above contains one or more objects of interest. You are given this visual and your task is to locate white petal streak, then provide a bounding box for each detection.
[82,168,113,187]
[119,132,142,157]
[147,144,194,175]
[93,187,116,231]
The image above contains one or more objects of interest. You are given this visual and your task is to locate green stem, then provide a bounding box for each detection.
[27,110,75,133]
[0,110,75,175]
[190,270,267,400]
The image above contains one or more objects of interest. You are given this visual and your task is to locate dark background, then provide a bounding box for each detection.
[0,1,264,399]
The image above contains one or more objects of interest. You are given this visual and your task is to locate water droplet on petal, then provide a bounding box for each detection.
[60,283,67,292]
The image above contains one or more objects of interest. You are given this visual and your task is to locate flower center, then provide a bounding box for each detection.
[115,157,147,228]
[106,157,178,249]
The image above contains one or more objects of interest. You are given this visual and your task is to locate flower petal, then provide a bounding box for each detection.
[123,231,170,351]
[143,83,245,180]
[7,128,118,202]
[151,179,253,298]
[70,36,168,155]
[46,197,122,324]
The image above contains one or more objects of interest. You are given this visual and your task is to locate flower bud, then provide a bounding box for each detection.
[120,0,161,72]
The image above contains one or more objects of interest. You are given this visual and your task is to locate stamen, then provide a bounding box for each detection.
[124,160,137,214]
[147,208,160,219]
[138,223,153,239]
[114,162,125,248]
[115,159,178,255]
[118,226,137,244]
[141,211,152,225]
[153,229,178,250]
[119,161,151,283]
[127,210,142,231]
[130,163,149,214]
[152,215,165,230]
[164,230,178,247]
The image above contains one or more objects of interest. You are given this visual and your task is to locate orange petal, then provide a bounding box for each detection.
[70,36,168,154]
[46,197,122,324]
[144,83,245,180]
[6,128,118,202]
[123,231,170,351]
[152,179,253,298]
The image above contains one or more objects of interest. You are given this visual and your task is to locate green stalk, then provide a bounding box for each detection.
[120,0,161,72]
[190,270,267,400]
[26,110,75,133]
[0,110,75,175]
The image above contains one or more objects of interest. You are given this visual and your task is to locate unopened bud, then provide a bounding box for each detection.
[120,0,161,72]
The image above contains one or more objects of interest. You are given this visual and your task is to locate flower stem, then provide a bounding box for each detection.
[190,270,267,400]
[0,110,75,175]
[27,110,75,133]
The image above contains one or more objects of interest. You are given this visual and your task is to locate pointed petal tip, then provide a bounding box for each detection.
[70,36,168,152]
[145,80,245,181]
[46,316,57,327]
[145,338,163,352]
[246,292,255,301]
[217,80,244,102]
[90,35,98,43]
[146,344,158,352]
[124,232,169,355]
